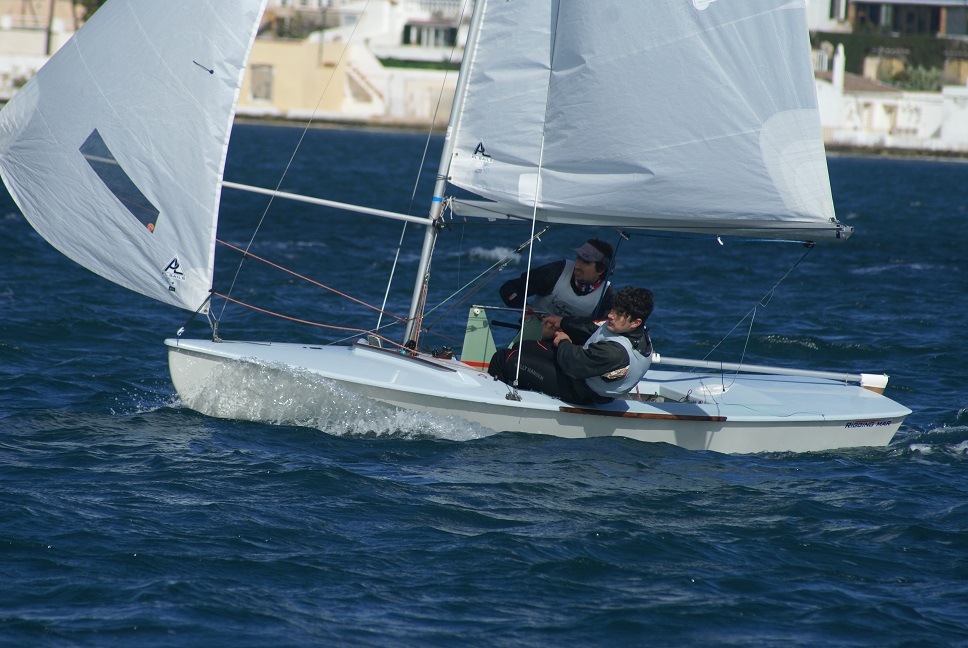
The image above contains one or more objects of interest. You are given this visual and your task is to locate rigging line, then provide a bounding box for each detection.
[216,239,406,322]
[409,325,465,348]
[403,0,486,345]
[421,268,496,331]
[592,229,629,317]
[456,209,466,300]
[384,0,473,339]
[330,312,465,349]
[376,6,467,332]
[422,267,492,325]
[216,0,375,323]
[704,304,759,396]
[407,0,470,219]
[377,10,461,331]
[175,291,215,337]
[329,318,404,346]
[213,292,406,351]
[728,306,759,390]
[376,225,408,332]
[699,244,815,367]
[421,227,550,330]
[511,1,563,397]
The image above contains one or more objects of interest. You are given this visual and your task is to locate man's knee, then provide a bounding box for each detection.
[488,349,517,380]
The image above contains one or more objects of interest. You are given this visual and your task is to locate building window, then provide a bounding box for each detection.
[402,23,458,48]
[948,7,968,37]
[251,65,273,101]
[829,0,845,21]
[852,2,940,35]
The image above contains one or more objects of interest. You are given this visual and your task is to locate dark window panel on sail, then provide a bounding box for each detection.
[80,129,160,232]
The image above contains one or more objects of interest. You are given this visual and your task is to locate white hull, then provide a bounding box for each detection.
[166,338,910,454]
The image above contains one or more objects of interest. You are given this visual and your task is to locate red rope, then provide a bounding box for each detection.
[216,239,407,323]
[213,239,463,351]
[213,291,406,351]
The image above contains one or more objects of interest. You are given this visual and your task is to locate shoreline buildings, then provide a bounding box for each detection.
[2,0,968,153]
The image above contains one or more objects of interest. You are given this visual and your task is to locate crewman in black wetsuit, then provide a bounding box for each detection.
[488,286,654,405]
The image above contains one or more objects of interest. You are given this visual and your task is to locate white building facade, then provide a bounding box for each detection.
[3,0,968,152]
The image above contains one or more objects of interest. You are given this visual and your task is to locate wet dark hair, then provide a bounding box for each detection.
[587,238,614,272]
[614,286,654,323]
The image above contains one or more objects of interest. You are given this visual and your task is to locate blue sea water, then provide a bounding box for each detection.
[1,124,967,646]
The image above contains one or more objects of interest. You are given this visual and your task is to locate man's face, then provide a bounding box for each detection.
[573,257,602,284]
[606,308,642,334]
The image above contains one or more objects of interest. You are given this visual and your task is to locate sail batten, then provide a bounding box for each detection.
[447,0,842,240]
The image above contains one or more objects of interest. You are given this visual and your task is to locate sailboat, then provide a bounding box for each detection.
[0,0,910,454]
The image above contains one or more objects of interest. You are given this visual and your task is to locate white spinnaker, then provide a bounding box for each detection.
[447,0,838,238]
[0,0,268,311]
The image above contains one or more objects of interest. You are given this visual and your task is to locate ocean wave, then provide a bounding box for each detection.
[463,246,522,263]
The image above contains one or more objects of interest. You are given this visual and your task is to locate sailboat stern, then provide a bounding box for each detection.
[860,373,889,394]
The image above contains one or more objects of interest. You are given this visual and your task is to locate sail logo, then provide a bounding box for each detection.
[472,141,492,175]
[472,141,491,160]
[164,256,185,292]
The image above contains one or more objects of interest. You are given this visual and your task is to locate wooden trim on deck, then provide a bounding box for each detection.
[559,406,727,422]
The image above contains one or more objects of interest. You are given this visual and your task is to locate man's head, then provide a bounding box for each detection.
[573,239,614,284]
[606,286,654,333]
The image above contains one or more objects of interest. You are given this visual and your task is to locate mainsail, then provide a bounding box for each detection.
[446,0,846,241]
[0,0,268,311]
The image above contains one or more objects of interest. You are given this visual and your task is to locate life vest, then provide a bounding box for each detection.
[531,260,608,318]
[582,324,652,398]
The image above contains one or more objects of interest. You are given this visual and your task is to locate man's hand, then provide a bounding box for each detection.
[553,330,572,347]
[539,314,562,341]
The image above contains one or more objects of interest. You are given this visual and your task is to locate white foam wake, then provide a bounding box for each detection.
[177,359,496,442]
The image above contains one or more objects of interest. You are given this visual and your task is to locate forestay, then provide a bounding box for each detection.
[0,0,268,311]
[447,0,847,242]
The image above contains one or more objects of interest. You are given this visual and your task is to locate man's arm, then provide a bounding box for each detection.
[499,260,567,309]
[554,338,628,380]
[559,316,599,346]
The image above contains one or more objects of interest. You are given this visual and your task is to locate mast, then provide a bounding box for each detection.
[402,0,487,345]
